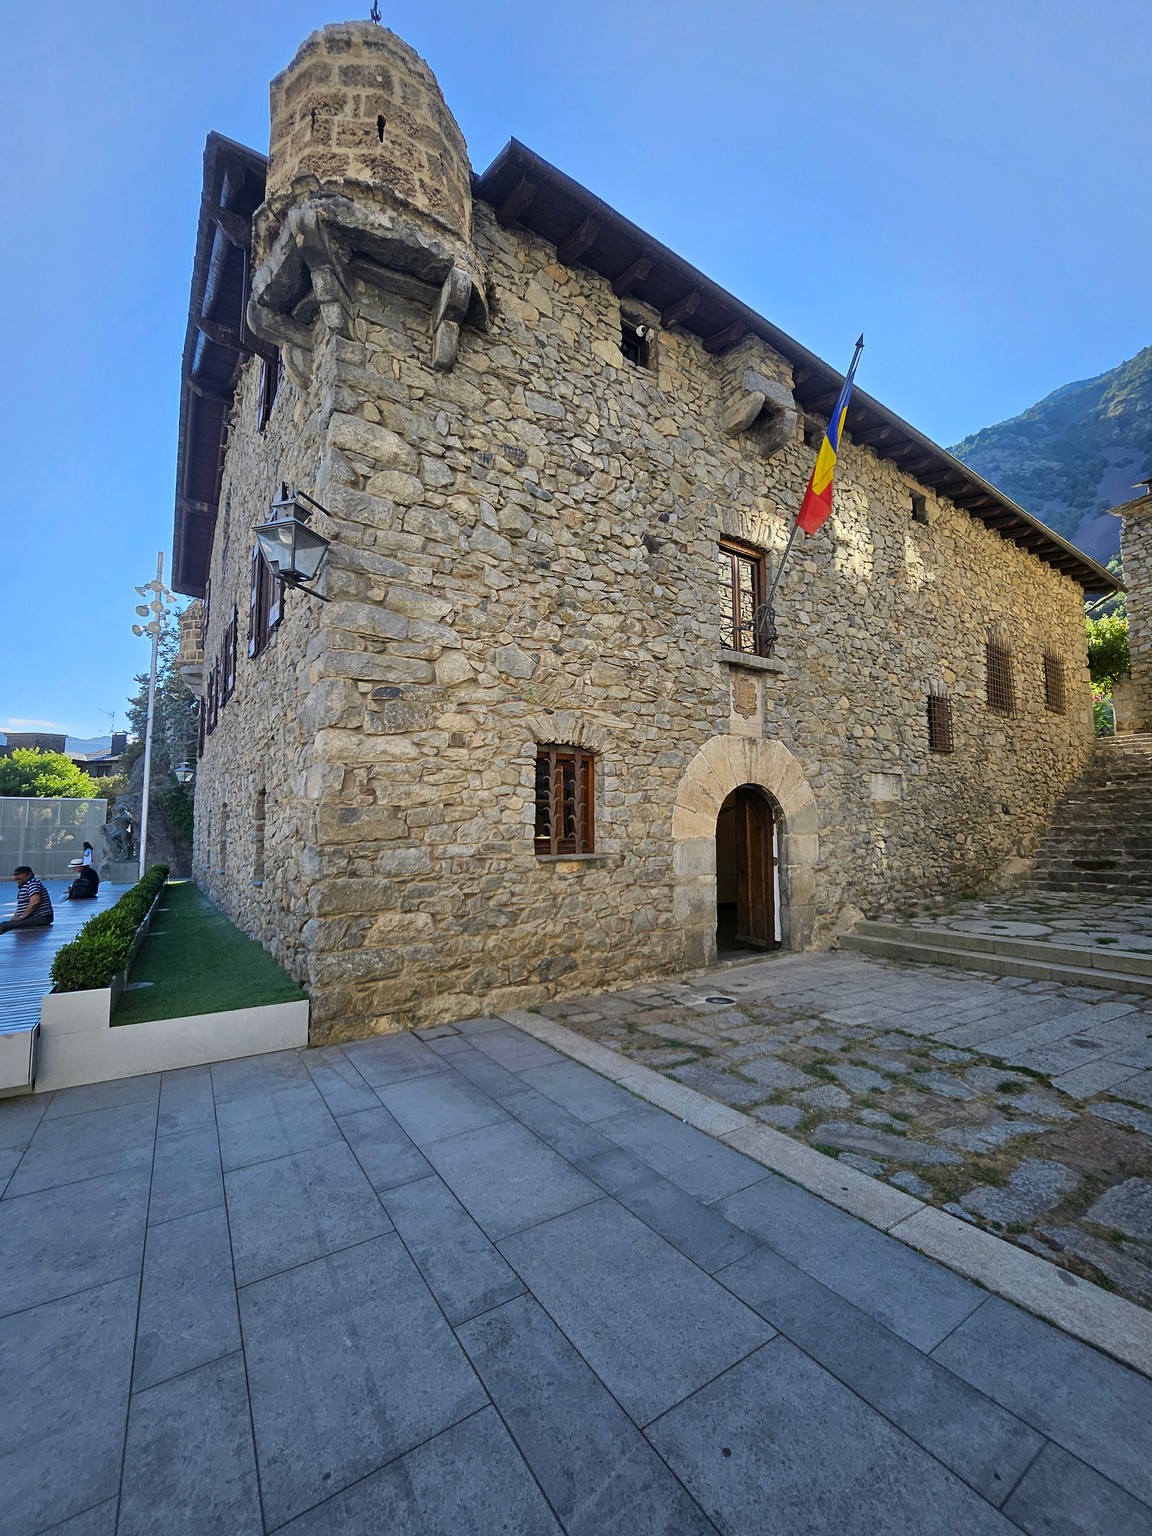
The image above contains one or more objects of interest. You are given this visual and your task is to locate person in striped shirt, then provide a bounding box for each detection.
[1,867,54,933]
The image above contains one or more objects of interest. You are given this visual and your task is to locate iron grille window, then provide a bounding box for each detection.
[985,639,1017,716]
[927,693,955,754]
[534,746,595,855]
[1043,652,1067,714]
[620,317,651,369]
[718,540,768,655]
[248,545,284,658]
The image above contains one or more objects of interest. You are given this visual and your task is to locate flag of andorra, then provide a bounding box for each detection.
[796,335,864,536]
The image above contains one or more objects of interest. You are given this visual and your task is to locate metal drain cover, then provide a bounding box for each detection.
[703,995,736,1006]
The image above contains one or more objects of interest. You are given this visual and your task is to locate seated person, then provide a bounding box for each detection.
[66,859,100,899]
[1,866,54,933]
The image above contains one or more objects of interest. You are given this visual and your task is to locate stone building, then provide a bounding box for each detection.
[171,22,1118,1043]
[1111,483,1152,731]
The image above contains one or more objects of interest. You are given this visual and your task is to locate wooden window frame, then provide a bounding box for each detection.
[985,638,1017,717]
[248,545,284,658]
[718,539,768,656]
[534,745,595,856]
[620,316,651,370]
[927,693,955,754]
[1043,652,1067,714]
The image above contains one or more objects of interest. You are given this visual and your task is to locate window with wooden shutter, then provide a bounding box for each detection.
[927,692,954,754]
[534,746,595,855]
[718,540,768,656]
[1043,652,1067,714]
[985,638,1016,716]
[247,546,284,658]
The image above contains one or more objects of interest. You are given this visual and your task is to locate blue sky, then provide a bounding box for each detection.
[2,0,1149,738]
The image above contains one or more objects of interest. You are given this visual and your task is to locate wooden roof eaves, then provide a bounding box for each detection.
[472,140,1120,597]
[172,133,269,598]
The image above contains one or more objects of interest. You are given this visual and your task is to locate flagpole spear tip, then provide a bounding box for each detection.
[856,333,865,348]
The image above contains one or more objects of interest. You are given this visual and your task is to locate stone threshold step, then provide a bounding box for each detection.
[853,919,1152,975]
[839,931,1152,995]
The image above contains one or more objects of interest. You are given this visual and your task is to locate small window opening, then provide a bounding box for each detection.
[534,745,595,855]
[218,802,229,874]
[376,115,387,143]
[910,492,929,525]
[803,416,825,448]
[718,539,768,656]
[257,353,282,431]
[985,637,1017,716]
[1043,652,1067,714]
[927,692,955,754]
[253,788,267,882]
[621,317,651,369]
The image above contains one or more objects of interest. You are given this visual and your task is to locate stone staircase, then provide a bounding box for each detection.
[840,735,1152,990]
[839,919,1152,996]
[1028,732,1152,895]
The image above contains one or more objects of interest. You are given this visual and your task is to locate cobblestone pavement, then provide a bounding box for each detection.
[894,890,1152,949]
[536,952,1152,1309]
[4,1024,1152,1533]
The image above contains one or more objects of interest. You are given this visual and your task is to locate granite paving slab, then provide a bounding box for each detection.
[457,1297,717,1535]
[500,1198,773,1425]
[276,1409,563,1536]
[240,1234,487,1529]
[2,1016,1151,1535]
[647,1339,1017,1535]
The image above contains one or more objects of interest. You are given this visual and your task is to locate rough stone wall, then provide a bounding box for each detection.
[192,350,331,987]
[264,24,473,243]
[1118,499,1152,730]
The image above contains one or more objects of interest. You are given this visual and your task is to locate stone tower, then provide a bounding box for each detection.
[249,22,487,378]
[1112,486,1152,730]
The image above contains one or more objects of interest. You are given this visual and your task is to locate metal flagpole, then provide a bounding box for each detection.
[137,554,164,881]
[760,333,865,625]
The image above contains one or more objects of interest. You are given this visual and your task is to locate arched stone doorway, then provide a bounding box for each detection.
[716,785,781,953]
[672,736,818,969]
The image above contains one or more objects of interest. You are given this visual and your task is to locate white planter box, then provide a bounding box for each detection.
[35,999,310,1092]
[0,1023,39,1094]
[33,885,309,1092]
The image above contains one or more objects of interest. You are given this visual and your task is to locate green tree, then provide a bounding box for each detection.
[1086,611,1130,690]
[0,748,99,798]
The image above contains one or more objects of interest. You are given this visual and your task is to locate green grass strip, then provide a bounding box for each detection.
[112,881,305,1026]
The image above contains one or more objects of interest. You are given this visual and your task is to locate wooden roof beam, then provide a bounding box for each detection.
[611,254,653,298]
[195,316,246,353]
[703,319,747,354]
[495,173,538,228]
[208,203,251,249]
[556,214,601,265]
[852,425,894,447]
[661,289,702,329]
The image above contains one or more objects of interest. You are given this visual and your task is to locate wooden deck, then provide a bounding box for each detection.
[0,881,128,1033]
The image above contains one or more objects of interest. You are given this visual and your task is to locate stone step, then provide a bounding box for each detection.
[853,919,1152,976]
[840,924,1152,994]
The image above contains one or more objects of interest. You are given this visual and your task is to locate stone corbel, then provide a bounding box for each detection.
[721,368,799,459]
[430,264,475,371]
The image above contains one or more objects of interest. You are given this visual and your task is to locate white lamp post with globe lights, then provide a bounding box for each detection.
[132,552,175,881]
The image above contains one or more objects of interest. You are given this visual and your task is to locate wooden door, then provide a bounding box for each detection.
[733,789,775,949]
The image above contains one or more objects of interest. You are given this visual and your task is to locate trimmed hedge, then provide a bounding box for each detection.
[49,865,170,993]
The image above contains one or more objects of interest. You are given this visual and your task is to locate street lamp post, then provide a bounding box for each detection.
[132,552,175,881]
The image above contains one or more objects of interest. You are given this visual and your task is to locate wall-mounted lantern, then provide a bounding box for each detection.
[254,488,333,598]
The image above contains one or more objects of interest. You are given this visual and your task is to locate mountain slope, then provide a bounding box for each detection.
[949,346,1152,563]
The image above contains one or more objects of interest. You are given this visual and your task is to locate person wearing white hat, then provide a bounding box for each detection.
[66,859,100,900]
